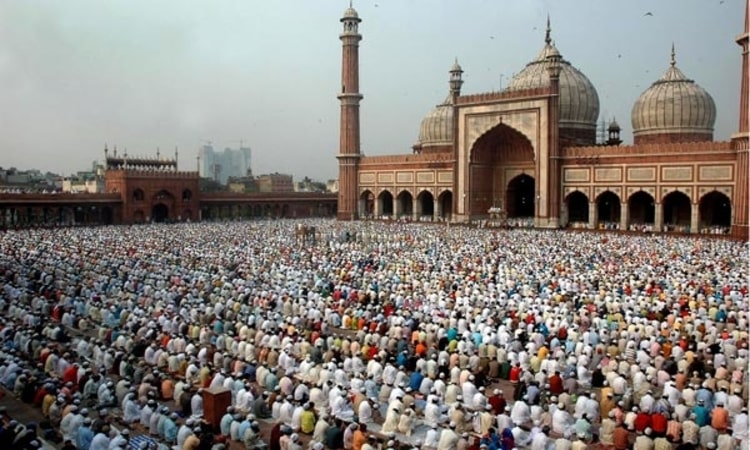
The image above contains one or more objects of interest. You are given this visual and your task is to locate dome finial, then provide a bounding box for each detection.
[670,42,676,67]
[545,14,552,45]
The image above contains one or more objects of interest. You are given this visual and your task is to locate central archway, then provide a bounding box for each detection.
[151,204,169,223]
[468,123,535,218]
[506,174,535,218]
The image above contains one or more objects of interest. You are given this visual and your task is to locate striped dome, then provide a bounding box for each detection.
[506,36,600,131]
[631,48,716,139]
[417,95,454,147]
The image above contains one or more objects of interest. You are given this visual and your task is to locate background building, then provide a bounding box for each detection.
[256,173,294,193]
[336,5,749,238]
[199,144,252,185]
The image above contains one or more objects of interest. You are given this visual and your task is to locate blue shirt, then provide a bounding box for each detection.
[220,413,234,436]
[163,418,178,443]
[692,405,711,426]
[77,426,94,450]
[409,372,424,392]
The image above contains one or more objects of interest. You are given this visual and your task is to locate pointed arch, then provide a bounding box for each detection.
[396,190,414,218]
[468,123,535,218]
[378,190,394,217]
[438,190,453,220]
[359,190,375,218]
[506,174,535,218]
[628,191,655,227]
[416,190,435,219]
[662,191,691,232]
[699,191,731,233]
[565,190,589,225]
[595,190,621,227]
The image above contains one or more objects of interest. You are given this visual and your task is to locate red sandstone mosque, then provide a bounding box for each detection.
[335,5,749,239]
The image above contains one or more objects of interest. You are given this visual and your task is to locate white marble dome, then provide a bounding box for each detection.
[631,49,716,139]
[342,6,359,20]
[417,96,454,148]
[506,36,600,131]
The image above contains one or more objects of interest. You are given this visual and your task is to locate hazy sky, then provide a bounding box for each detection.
[0,0,744,181]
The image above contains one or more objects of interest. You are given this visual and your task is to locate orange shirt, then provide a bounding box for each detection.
[711,407,729,431]
[161,379,175,400]
[353,430,367,450]
[661,342,672,358]
[613,427,630,450]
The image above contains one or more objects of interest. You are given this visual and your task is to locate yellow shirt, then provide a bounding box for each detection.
[300,410,316,434]
[42,394,55,417]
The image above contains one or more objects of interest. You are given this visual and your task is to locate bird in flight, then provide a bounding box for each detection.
[644,12,653,16]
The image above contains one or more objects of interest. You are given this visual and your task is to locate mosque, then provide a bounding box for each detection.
[335,5,749,239]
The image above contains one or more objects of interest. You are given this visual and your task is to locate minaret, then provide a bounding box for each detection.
[336,3,363,221]
[545,44,562,227]
[449,59,464,102]
[732,2,749,239]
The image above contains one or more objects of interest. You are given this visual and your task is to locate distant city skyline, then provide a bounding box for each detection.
[198,144,252,184]
[0,0,744,180]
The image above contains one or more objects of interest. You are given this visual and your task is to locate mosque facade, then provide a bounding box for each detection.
[336,6,749,239]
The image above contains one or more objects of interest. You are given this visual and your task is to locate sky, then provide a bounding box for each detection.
[0,0,744,181]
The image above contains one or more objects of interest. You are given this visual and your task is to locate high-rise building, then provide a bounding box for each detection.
[198,144,252,184]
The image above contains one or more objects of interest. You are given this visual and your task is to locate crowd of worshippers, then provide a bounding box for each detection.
[0,220,747,450]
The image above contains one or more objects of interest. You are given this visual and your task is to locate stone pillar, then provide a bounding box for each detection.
[654,203,663,232]
[620,203,628,231]
[412,197,419,221]
[690,203,699,234]
[374,196,381,218]
[395,198,402,218]
[588,202,596,229]
[434,198,440,221]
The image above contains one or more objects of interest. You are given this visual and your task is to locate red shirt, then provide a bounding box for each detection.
[634,412,651,432]
[488,395,506,414]
[548,374,563,395]
[509,366,522,383]
[650,413,667,433]
[62,365,78,385]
